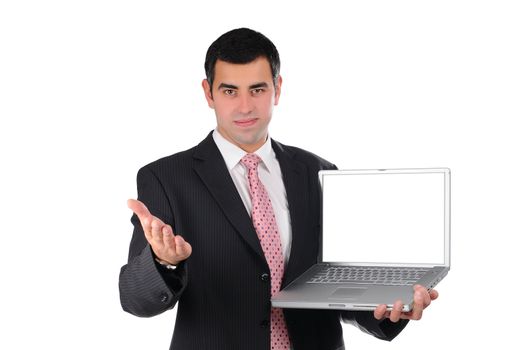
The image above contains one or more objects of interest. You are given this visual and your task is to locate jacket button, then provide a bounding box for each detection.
[160,292,169,303]
[260,319,270,328]
[260,273,269,282]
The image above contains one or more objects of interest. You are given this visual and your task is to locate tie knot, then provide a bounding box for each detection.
[241,153,262,171]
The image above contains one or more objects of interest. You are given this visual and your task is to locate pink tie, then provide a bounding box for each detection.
[241,153,291,350]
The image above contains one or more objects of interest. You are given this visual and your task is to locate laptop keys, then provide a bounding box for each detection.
[307,266,429,286]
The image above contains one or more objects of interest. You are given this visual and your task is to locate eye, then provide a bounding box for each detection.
[223,89,236,96]
[251,88,265,95]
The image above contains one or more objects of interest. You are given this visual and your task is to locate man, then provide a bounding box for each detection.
[119,28,438,350]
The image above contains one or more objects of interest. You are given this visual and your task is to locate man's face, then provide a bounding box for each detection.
[202,57,282,153]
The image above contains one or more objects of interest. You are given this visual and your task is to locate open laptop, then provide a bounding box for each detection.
[271,168,451,312]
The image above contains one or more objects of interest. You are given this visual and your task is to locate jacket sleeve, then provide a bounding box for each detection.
[340,311,409,341]
[119,165,188,317]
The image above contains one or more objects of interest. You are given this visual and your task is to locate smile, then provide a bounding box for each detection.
[234,118,258,127]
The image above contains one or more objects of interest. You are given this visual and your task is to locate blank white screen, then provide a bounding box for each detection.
[322,171,445,264]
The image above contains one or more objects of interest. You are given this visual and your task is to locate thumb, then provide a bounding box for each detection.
[127,199,151,221]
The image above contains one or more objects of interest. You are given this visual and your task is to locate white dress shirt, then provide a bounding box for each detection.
[212,129,292,266]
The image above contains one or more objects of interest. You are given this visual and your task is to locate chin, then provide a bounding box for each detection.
[235,134,265,147]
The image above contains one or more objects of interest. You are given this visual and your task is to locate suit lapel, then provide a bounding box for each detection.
[272,140,310,285]
[192,133,311,278]
[193,133,267,264]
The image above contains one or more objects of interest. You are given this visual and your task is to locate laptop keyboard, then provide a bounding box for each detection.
[307,266,430,286]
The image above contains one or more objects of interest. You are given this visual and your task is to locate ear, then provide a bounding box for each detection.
[274,75,283,105]
[202,79,214,109]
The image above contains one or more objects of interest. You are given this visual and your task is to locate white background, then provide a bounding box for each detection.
[1,1,525,349]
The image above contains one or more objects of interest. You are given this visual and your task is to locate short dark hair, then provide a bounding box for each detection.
[204,28,281,91]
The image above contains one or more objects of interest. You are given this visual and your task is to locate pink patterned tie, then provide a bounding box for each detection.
[241,153,291,350]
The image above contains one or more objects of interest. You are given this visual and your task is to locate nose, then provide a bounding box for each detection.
[238,92,254,115]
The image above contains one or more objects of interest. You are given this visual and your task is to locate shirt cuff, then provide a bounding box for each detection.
[154,257,178,270]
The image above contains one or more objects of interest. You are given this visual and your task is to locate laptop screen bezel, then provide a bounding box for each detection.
[318,168,451,268]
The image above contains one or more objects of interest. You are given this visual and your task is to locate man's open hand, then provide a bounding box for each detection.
[127,199,192,265]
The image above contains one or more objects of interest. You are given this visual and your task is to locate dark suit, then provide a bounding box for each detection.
[119,132,408,349]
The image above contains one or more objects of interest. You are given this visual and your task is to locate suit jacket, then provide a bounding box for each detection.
[119,132,408,350]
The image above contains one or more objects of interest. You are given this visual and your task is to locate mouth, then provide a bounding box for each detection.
[234,118,258,127]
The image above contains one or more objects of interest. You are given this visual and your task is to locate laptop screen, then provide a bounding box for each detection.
[321,169,448,265]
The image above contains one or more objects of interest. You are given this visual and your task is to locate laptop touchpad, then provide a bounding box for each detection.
[330,287,368,299]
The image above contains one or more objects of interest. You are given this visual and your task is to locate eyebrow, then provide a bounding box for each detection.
[217,83,238,90]
[249,82,269,89]
[217,82,269,90]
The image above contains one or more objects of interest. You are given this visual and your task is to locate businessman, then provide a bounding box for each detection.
[119,28,438,350]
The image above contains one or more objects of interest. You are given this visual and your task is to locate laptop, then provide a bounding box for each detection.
[271,168,451,312]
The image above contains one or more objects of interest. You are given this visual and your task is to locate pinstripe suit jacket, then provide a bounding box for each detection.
[119,132,408,349]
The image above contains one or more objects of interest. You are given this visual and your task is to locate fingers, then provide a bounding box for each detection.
[175,235,193,260]
[389,300,404,323]
[126,199,191,264]
[429,288,439,301]
[374,304,387,320]
[150,221,177,263]
[411,287,425,320]
[149,218,176,257]
[381,285,438,322]
[414,284,434,308]
[150,217,164,246]
[153,234,192,265]
[153,223,192,264]
[162,225,176,251]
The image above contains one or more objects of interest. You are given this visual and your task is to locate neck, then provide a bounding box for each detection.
[217,129,268,154]
[239,139,266,153]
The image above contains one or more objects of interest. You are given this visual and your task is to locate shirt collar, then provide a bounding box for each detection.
[212,129,275,172]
